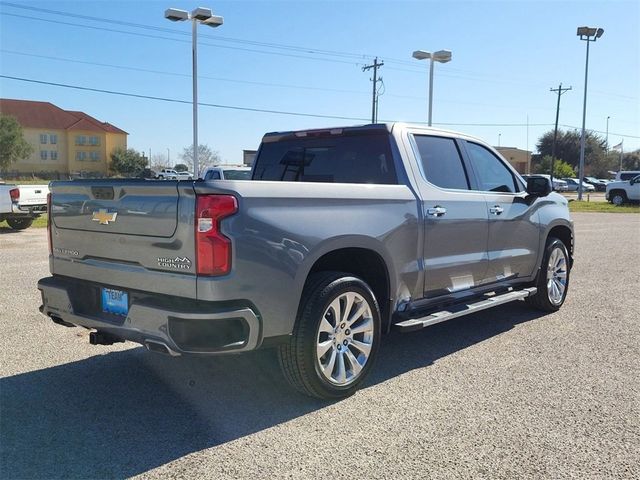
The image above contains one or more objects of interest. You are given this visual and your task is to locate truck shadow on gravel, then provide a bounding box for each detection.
[1,302,544,479]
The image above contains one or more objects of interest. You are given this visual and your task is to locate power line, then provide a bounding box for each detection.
[0,49,561,109]
[0,12,366,67]
[2,74,638,138]
[3,8,636,103]
[0,74,371,121]
[0,49,371,96]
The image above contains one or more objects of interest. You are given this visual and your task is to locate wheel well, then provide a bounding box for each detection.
[308,248,391,331]
[609,189,627,198]
[548,225,573,266]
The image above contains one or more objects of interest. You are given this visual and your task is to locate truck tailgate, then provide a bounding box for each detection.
[49,180,198,298]
[17,184,49,207]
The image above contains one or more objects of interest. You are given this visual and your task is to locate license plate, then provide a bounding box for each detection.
[101,288,129,316]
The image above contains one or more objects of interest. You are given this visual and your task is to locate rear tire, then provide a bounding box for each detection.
[526,237,570,312]
[6,217,34,230]
[278,272,381,399]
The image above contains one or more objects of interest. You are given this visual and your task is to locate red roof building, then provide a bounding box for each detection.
[1,98,128,176]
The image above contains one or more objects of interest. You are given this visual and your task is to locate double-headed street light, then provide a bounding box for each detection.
[412,49,452,126]
[576,26,604,200]
[165,7,223,177]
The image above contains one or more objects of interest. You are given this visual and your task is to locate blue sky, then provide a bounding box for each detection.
[1,0,638,166]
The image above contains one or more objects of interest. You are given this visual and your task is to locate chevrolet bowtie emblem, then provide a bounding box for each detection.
[92,209,118,225]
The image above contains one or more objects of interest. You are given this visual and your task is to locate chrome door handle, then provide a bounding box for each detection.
[427,206,447,217]
[489,205,504,215]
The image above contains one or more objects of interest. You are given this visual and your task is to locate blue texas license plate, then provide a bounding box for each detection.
[101,288,129,316]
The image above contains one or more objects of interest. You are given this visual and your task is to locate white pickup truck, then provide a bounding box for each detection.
[0,183,49,229]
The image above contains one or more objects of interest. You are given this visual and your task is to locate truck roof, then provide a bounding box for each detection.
[261,122,480,144]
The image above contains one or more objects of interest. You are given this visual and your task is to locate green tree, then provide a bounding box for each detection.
[587,152,618,178]
[533,156,575,178]
[0,114,33,170]
[536,129,606,169]
[173,163,188,172]
[109,147,147,177]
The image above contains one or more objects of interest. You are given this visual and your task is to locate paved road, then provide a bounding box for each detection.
[1,214,639,479]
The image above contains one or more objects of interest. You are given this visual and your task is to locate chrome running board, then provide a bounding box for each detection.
[393,287,537,333]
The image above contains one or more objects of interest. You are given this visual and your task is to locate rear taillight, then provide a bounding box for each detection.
[47,193,52,255]
[195,194,237,276]
[9,188,19,202]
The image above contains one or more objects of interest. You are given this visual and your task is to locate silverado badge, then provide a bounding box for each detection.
[92,209,118,225]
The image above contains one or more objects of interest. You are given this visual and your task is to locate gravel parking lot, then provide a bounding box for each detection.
[1,213,639,479]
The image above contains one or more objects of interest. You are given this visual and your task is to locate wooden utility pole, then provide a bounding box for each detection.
[550,83,572,182]
[362,58,384,123]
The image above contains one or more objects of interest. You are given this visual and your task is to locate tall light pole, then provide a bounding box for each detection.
[165,7,223,178]
[605,116,610,153]
[412,49,452,126]
[576,26,604,200]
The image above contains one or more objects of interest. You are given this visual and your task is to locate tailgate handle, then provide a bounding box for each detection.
[91,186,114,200]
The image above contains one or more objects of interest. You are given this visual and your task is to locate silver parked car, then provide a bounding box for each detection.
[563,178,595,192]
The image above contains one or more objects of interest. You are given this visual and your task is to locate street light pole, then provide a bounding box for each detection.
[428,56,435,126]
[165,7,223,178]
[576,26,604,201]
[192,18,199,176]
[605,116,610,153]
[412,50,452,127]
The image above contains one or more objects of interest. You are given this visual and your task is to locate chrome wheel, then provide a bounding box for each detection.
[546,247,568,306]
[316,291,374,386]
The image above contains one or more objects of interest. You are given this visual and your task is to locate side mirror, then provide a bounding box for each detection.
[526,176,552,197]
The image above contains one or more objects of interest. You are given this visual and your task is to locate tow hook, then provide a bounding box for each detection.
[89,331,125,346]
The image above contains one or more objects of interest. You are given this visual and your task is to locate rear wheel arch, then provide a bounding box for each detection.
[304,247,392,332]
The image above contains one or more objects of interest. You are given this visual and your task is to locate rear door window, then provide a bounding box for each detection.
[465,142,519,193]
[413,135,470,190]
[252,134,397,184]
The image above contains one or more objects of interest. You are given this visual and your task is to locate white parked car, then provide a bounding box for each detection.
[202,165,252,180]
[606,174,640,205]
[176,172,194,180]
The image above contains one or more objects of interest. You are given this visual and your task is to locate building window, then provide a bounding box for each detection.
[50,134,57,144]
[40,150,48,160]
[89,152,100,162]
[40,134,48,144]
[76,151,87,161]
[89,136,100,146]
[75,136,87,145]
[51,151,58,160]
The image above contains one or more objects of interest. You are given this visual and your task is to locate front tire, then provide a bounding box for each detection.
[526,237,570,312]
[278,272,381,399]
[6,217,34,230]
[611,191,627,206]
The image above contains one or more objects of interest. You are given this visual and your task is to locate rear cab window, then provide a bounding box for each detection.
[412,135,470,190]
[252,131,397,184]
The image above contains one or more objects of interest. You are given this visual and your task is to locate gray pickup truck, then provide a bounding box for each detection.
[38,123,573,398]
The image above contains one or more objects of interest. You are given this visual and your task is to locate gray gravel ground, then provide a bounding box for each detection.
[1,213,639,479]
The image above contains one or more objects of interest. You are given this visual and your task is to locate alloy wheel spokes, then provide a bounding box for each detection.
[316,291,374,386]
[547,246,567,305]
